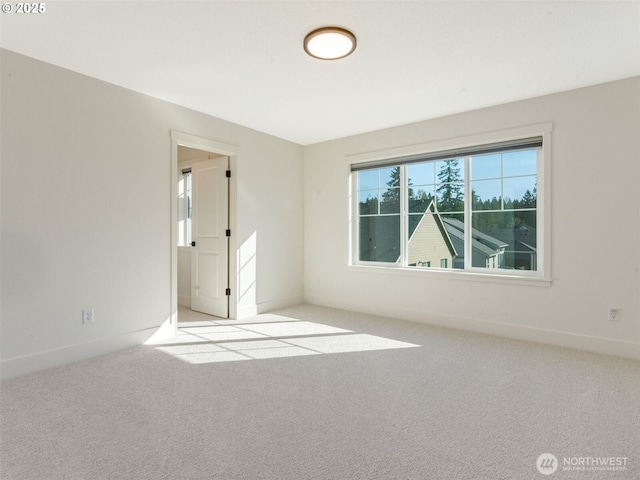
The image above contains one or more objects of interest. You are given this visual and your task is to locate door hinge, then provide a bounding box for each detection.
[226,229,231,237]
[226,170,231,178]
[225,288,231,296]
[191,241,196,247]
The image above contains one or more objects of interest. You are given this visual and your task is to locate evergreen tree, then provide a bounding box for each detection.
[381,167,414,213]
[521,189,536,208]
[436,159,463,212]
[471,188,481,209]
[380,167,401,213]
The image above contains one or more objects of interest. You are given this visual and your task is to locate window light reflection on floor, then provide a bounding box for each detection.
[149,315,420,364]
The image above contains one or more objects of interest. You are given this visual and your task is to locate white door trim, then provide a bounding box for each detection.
[170,130,239,328]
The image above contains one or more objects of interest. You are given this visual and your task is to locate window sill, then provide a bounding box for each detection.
[345,264,552,287]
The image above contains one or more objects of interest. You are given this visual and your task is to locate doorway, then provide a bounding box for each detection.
[170,131,239,327]
[178,147,229,319]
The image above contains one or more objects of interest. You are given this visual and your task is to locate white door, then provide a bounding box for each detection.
[191,156,229,317]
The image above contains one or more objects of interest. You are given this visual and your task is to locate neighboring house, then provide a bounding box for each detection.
[440,217,508,269]
[444,219,537,270]
[407,201,456,268]
[408,201,510,270]
[506,225,537,270]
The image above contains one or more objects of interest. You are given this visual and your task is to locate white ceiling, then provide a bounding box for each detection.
[2,1,639,145]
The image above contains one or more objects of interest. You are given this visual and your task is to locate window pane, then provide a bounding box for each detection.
[503,149,537,177]
[436,182,464,213]
[380,188,400,214]
[409,187,435,213]
[408,162,436,186]
[440,214,465,269]
[471,211,537,270]
[408,213,422,239]
[358,170,379,190]
[408,211,460,269]
[358,191,379,215]
[380,167,400,189]
[503,176,536,209]
[436,158,465,182]
[434,158,464,213]
[358,215,401,263]
[471,153,501,180]
[471,179,501,210]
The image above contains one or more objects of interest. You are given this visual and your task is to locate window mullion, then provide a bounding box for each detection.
[500,153,504,210]
[464,156,472,269]
[400,165,408,266]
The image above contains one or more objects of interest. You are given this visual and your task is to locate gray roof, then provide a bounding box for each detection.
[442,217,508,259]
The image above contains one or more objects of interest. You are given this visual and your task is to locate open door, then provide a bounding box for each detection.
[190,156,229,317]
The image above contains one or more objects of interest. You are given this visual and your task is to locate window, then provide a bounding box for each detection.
[178,169,192,246]
[352,133,547,278]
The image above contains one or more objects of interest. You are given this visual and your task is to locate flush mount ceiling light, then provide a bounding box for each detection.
[304,27,357,60]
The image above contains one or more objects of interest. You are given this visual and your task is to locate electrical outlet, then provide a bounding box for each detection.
[82,308,94,324]
[608,307,620,322]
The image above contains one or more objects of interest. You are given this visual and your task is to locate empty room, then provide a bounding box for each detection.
[1,2,639,479]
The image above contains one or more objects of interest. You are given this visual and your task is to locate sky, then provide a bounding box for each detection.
[358,149,537,205]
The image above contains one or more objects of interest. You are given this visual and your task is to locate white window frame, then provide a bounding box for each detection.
[347,123,552,286]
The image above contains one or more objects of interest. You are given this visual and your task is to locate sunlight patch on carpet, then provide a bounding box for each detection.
[149,315,420,364]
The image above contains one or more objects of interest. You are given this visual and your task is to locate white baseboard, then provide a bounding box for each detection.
[257,294,304,314]
[304,294,640,361]
[236,295,303,319]
[1,327,159,380]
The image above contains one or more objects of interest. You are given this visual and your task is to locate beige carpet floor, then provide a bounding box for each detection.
[1,304,638,479]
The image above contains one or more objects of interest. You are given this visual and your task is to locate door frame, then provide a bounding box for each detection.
[170,130,239,328]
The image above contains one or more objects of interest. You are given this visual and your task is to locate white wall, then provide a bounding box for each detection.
[303,77,640,360]
[0,50,304,378]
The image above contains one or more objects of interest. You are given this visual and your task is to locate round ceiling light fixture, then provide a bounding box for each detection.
[304,26,357,60]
